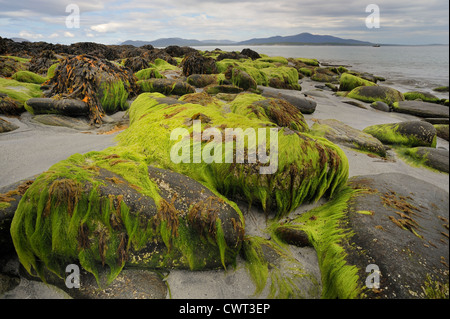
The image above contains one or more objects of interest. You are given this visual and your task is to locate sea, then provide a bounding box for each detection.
[192,45,450,98]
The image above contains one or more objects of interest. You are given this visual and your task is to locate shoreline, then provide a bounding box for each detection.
[0,45,448,300]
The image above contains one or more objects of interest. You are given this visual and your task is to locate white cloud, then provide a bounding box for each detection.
[64,31,75,37]
[19,30,44,39]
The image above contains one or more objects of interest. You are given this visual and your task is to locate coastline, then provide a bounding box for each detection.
[0,44,448,300]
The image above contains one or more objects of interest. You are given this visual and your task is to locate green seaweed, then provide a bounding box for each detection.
[12,71,47,84]
[339,73,377,92]
[0,77,43,105]
[270,186,364,299]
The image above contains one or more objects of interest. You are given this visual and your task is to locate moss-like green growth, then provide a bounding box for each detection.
[216,58,300,90]
[98,79,130,113]
[12,71,47,84]
[241,235,316,298]
[339,73,377,92]
[46,63,59,79]
[347,86,404,105]
[298,67,313,77]
[11,90,349,288]
[256,56,289,65]
[138,79,195,96]
[295,58,320,66]
[363,122,437,148]
[0,77,43,105]
[270,187,364,299]
[403,91,440,103]
[433,86,449,93]
[134,68,165,81]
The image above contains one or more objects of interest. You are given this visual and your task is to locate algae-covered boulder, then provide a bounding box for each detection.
[434,124,449,141]
[347,85,404,105]
[224,67,257,91]
[138,78,195,96]
[120,92,347,217]
[186,74,225,88]
[363,120,437,148]
[25,98,89,117]
[403,147,449,173]
[392,100,449,119]
[44,54,139,124]
[310,119,387,157]
[10,158,245,286]
[181,52,218,76]
[260,86,316,114]
[403,91,441,104]
[339,73,377,92]
[10,90,349,289]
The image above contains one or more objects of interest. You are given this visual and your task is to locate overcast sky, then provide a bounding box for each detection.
[0,0,448,45]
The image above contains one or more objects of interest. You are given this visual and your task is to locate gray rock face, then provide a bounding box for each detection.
[371,101,390,112]
[26,98,89,117]
[413,147,449,173]
[260,86,317,114]
[0,118,19,133]
[347,173,449,299]
[393,100,449,119]
[311,119,387,157]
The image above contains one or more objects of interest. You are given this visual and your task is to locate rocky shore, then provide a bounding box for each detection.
[0,37,448,299]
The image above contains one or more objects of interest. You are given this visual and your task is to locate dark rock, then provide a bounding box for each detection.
[347,173,449,299]
[216,51,247,61]
[371,101,390,112]
[413,147,449,173]
[434,124,449,141]
[274,227,312,247]
[180,52,218,77]
[187,74,221,88]
[25,98,89,117]
[28,50,56,75]
[342,100,368,109]
[423,118,449,125]
[124,56,150,73]
[0,117,19,133]
[240,48,261,60]
[0,179,35,255]
[311,119,387,157]
[260,86,316,114]
[393,100,449,119]
[164,45,198,58]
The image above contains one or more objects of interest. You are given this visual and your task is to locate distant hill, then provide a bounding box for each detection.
[121,32,372,47]
[238,33,373,45]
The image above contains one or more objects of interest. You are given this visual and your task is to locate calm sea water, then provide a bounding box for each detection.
[193,45,450,97]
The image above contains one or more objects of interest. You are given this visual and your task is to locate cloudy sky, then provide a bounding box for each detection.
[0,0,448,45]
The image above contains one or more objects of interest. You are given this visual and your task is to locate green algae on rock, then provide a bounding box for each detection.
[339,73,377,92]
[363,121,437,148]
[10,154,245,286]
[347,85,404,105]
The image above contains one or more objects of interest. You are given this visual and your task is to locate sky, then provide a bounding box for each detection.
[0,0,448,45]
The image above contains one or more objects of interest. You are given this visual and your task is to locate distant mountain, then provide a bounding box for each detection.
[237,33,373,45]
[11,37,29,43]
[121,33,373,47]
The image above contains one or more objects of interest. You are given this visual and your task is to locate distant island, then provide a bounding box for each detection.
[121,32,373,47]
